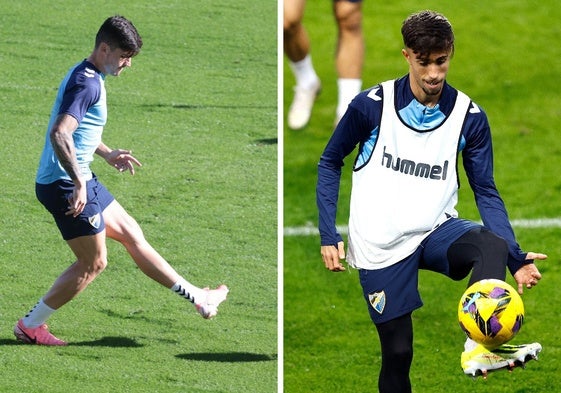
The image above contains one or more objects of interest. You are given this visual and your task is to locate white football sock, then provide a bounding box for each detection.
[22,298,56,328]
[171,278,205,305]
[289,55,320,90]
[336,78,362,119]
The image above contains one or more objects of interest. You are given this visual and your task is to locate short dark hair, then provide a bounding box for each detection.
[95,15,143,56]
[401,10,454,58]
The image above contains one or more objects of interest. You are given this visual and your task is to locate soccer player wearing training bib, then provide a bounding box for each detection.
[14,16,228,346]
[317,10,546,391]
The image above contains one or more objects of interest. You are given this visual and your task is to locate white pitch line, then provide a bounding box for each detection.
[284,218,561,236]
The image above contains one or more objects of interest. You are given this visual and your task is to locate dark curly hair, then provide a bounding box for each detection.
[401,11,454,58]
[95,15,143,56]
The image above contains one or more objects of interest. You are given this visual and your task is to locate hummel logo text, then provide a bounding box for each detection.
[381,146,448,180]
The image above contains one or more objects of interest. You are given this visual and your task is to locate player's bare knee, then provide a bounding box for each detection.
[96,257,108,273]
[122,222,146,246]
[335,4,362,33]
[283,15,301,35]
[111,214,145,244]
[77,256,107,275]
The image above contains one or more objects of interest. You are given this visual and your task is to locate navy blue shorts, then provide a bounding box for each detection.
[359,218,481,324]
[36,175,115,241]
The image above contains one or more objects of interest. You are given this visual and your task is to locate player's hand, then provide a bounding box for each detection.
[513,252,547,294]
[321,241,346,272]
[65,180,87,217]
[105,149,142,175]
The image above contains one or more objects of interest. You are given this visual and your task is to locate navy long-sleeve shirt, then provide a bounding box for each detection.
[317,75,529,275]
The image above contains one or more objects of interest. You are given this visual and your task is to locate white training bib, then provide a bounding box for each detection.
[347,80,471,269]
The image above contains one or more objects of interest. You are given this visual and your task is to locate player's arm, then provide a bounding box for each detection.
[49,113,86,217]
[461,109,547,292]
[51,64,102,217]
[95,142,142,175]
[317,92,377,272]
[317,128,350,272]
[317,150,346,272]
[50,114,80,180]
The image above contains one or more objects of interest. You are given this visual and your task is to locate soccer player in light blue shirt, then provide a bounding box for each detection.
[15,16,229,346]
[36,60,107,184]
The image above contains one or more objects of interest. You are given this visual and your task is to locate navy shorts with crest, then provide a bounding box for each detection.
[36,175,115,241]
[359,218,481,325]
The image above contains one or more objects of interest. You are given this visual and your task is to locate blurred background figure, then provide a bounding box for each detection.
[284,0,364,130]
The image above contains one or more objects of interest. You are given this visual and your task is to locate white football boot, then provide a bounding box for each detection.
[461,342,542,378]
[196,285,229,319]
[287,80,321,130]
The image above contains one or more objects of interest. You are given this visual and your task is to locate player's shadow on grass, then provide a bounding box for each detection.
[254,138,277,145]
[0,336,143,347]
[71,336,144,347]
[142,103,275,111]
[0,339,23,346]
[176,352,277,363]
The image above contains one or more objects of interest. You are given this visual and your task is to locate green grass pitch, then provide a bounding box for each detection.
[0,1,277,392]
[283,1,561,392]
